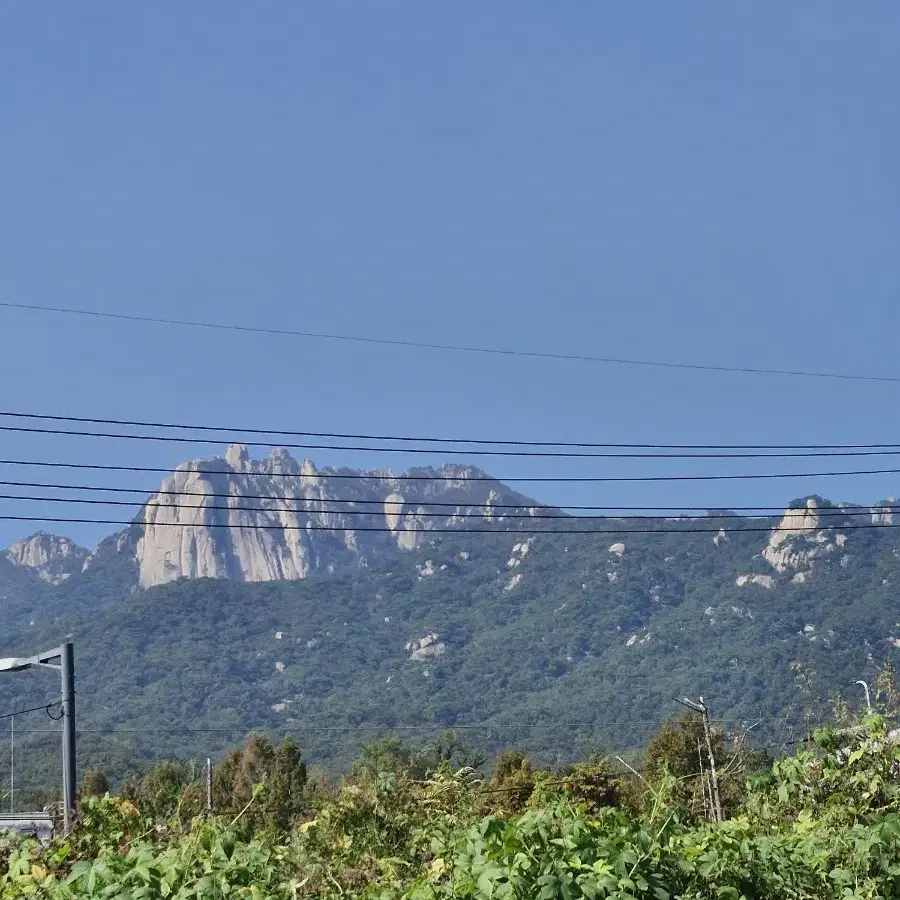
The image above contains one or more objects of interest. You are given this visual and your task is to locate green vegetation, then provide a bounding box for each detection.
[3,704,900,898]
[2,510,900,800]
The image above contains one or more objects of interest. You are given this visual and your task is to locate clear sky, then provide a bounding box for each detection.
[1,2,899,549]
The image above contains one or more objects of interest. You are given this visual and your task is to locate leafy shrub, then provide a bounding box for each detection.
[6,714,900,899]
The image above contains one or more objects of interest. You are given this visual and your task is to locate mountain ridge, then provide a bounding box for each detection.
[3,444,554,597]
[3,445,900,783]
[6,460,900,601]
[3,531,88,584]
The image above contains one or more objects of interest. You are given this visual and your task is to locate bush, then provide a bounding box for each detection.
[6,714,900,898]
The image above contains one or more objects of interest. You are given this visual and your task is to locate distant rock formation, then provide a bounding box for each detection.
[3,532,88,585]
[735,573,775,590]
[405,632,446,661]
[132,444,547,587]
[762,499,848,575]
[871,498,897,526]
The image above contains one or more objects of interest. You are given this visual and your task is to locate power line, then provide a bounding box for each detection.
[0,493,558,519]
[4,411,900,452]
[0,478,689,512]
[6,715,782,735]
[470,767,716,794]
[5,457,900,484]
[3,301,900,384]
[2,478,895,519]
[77,722,665,734]
[11,423,900,460]
[4,492,897,526]
[5,512,900,535]
[0,492,565,521]
[0,702,60,723]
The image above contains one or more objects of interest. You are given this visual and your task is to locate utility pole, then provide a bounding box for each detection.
[61,643,76,828]
[678,696,722,823]
[10,713,14,814]
[0,642,77,832]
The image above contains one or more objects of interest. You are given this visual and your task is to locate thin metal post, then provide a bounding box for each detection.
[206,757,212,812]
[677,696,722,823]
[698,701,723,823]
[60,642,76,832]
[10,714,14,814]
[697,739,708,821]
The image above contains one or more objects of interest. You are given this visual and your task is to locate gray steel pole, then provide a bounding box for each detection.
[60,642,76,832]
[10,714,14,814]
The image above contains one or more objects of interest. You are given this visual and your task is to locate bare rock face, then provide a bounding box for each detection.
[735,573,775,590]
[762,499,847,575]
[384,493,405,532]
[4,533,88,585]
[872,498,896,526]
[134,445,545,587]
[405,632,446,661]
[137,469,316,587]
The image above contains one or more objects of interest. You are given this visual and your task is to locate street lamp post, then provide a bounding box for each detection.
[0,642,76,832]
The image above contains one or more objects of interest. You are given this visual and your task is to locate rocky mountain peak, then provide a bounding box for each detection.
[131,446,546,589]
[4,532,89,585]
[871,497,896,526]
[266,448,301,475]
[224,443,251,470]
[762,497,848,575]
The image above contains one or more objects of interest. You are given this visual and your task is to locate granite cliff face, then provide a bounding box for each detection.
[761,499,848,575]
[131,444,548,588]
[3,532,88,585]
[7,441,898,610]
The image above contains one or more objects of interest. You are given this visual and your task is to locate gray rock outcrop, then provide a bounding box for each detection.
[134,445,544,587]
[3,532,88,585]
[762,499,848,575]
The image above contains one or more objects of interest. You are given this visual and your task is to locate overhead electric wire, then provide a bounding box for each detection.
[4,410,900,452]
[51,721,679,734]
[8,423,900,460]
[1,478,895,519]
[3,301,900,384]
[0,492,566,519]
[6,512,900,535]
[0,701,61,723]
[4,457,900,483]
[7,714,789,735]
[4,491,898,526]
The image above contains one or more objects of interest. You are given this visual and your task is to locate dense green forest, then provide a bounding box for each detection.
[3,503,900,804]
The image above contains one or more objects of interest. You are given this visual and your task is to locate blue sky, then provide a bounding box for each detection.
[1,2,899,549]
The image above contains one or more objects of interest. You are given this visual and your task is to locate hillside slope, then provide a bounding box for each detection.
[2,498,898,782]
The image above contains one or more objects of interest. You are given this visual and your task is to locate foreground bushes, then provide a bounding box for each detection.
[3,717,900,898]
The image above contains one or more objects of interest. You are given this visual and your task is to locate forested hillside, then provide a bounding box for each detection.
[3,499,900,803]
